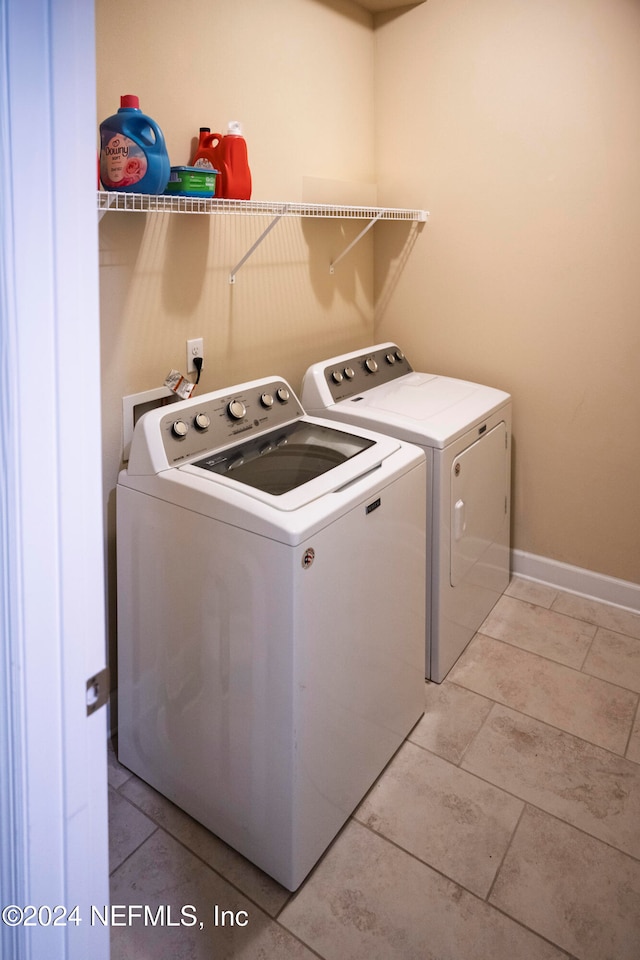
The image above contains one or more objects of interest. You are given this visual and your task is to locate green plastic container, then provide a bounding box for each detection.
[164,166,217,198]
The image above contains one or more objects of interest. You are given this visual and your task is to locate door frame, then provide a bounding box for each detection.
[0,1,110,957]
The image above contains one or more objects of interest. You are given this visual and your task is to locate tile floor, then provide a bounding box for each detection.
[108,577,640,959]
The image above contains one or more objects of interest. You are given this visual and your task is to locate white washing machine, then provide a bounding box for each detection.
[301,344,512,683]
[117,376,426,891]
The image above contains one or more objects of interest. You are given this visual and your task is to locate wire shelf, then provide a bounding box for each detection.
[97,191,428,222]
[97,191,429,281]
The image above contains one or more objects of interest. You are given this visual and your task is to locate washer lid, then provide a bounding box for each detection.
[176,415,408,513]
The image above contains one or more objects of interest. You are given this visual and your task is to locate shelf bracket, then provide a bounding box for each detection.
[329,210,385,274]
[229,204,290,283]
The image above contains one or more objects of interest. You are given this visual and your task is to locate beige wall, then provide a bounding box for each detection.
[97,0,640,681]
[96,0,378,454]
[96,0,381,667]
[374,0,640,584]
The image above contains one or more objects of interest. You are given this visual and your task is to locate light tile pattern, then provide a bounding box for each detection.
[479,594,596,668]
[109,576,640,959]
[447,632,637,753]
[109,830,316,960]
[408,680,493,764]
[629,716,640,764]
[355,741,524,897]
[582,628,640,693]
[461,703,640,858]
[108,787,156,874]
[490,806,640,960]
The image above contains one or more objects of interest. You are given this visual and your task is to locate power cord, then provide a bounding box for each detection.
[193,356,203,386]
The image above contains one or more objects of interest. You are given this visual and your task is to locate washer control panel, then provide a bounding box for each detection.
[323,345,413,402]
[159,379,304,466]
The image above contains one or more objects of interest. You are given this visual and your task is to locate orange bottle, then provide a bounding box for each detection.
[190,127,224,197]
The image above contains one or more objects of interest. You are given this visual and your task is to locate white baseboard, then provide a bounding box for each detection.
[511,550,640,614]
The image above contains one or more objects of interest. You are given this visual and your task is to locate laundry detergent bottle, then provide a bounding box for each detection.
[100,95,170,194]
[190,127,223,197]
[220,121,252,200]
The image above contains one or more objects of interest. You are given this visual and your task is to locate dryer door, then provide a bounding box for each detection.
[450,422,509,588]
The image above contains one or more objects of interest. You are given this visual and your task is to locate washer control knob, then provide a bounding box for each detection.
[395,349,405,362]
[344,366,355,380]
[331,370,344,384]
[365,357,378,373]
[172,420,189,438]
[276,387,290,403]
[227,398,247,420]
[194,412,211,431]
[260,393,274,408]
[385,353,396,365]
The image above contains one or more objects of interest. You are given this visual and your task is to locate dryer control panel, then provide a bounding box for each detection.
[321,344,413,403]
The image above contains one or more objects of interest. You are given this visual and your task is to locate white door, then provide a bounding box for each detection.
[0,2,110,959]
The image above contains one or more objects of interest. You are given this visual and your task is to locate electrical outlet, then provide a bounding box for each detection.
[186,338,204,373]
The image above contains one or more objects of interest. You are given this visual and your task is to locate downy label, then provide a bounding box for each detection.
[101,132,147,188]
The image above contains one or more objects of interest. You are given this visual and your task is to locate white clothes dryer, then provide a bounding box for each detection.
[301,344,512,682]
[117,376,426,891]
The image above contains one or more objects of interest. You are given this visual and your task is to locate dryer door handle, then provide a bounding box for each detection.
[454,498,466,540]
